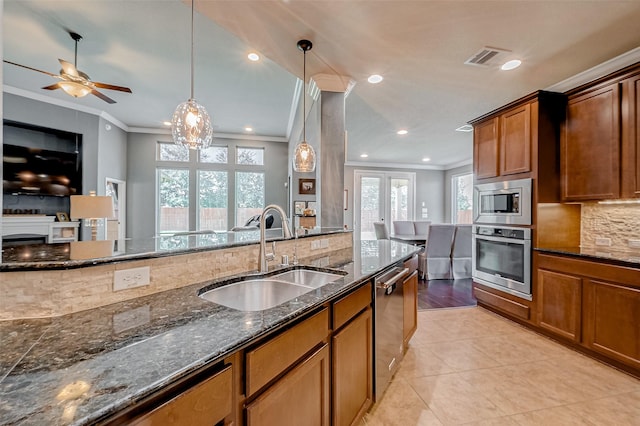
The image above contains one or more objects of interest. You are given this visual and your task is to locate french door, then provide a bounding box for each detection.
[353,170,415,241]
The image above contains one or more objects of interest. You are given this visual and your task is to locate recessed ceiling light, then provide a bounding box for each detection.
[244,126,253,132]
[455,124,473,132]
[247,52,260,62]
[360,153,369,158]
[367,74,383,84]
[163,121,171,126]
[501,59,522,71]
[397,129,408,135]
[422,157,431,162]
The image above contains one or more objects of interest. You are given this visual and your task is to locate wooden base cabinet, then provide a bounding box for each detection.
[583,280,640,370]
[246,344,330,426]
[332,308,373,426]
[403,271,418,350]
[536,269,582,342]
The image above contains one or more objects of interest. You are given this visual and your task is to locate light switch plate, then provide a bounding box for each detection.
[113,266,150,291]
[595,237,611,246]
[628,239,640,248]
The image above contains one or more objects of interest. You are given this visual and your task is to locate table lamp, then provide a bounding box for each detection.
[70,193,114,241]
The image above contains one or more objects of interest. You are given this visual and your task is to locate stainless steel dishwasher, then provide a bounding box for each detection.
[374,265,409,399]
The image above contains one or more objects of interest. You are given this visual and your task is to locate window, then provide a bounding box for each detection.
[236,171,265,226]
[236,147,264,165]
[199,146,228,164]
[452,173,473,224]
[158,142,189,162]
[198,171,228,231]
[158,169,189,232]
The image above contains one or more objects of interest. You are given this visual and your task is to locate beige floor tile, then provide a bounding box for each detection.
[461,417,521,426]
[424,339,503,371]
[510,405,598,426]
[408,373,506,424]
[366,377,443,426]
[396,346,457,379]
[564,391,640,425]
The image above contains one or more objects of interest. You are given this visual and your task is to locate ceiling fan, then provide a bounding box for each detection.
[3,31,132,104]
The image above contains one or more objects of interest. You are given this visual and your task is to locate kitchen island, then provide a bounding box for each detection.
[0,240,420,425]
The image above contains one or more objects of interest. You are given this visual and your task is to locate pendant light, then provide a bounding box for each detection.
[171,0,213,150]
[293,39,316,173]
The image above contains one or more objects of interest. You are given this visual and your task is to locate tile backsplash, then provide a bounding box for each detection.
[581,202,640,249]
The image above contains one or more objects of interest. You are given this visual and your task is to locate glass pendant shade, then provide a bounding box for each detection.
[171,98,213,150]
[59,81,92,98]
[293,140,316,172]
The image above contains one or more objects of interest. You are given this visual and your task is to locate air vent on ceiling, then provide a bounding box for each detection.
[464,46,511,67]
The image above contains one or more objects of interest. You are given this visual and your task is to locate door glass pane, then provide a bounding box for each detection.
[389,178,409,222]
[236,172,265,226]
[158,169,189,232]
[360,177,382,240]
[198,171,228,231]
[453,173,473,224]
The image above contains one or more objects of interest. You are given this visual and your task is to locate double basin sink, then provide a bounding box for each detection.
[199,268,346,311]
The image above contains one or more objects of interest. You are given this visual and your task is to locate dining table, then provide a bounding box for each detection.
[390,234,426,246]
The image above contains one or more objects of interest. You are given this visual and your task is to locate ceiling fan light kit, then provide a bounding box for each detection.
[171,0,213,150]
[293,39,317,173]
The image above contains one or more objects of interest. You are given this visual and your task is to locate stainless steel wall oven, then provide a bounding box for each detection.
[472,225,532,300]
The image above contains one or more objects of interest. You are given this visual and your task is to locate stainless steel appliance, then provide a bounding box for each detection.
[473,178,532,225]
[472,225,532,300]
[374,265,408,399]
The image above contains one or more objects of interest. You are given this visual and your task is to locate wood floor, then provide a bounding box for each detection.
[417,278,476,310]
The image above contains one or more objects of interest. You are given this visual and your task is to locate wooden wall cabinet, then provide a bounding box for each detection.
[562,83,621,201]
[473,117,500,179]
[621,73,640,198]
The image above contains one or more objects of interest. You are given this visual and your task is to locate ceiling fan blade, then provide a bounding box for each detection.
[91,89,116,104]
[42,83,62,90]
[4,60,58,77]
[59,59,79,77]
[93,82,132,93]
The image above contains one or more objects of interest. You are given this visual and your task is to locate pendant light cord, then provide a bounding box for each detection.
[302,48,306,142]
[190,0,195,100]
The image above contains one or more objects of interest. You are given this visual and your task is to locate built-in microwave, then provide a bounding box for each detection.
[473,178,532,225]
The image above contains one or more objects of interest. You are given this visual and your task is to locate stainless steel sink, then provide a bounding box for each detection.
[199,269,345,311]
[271,270,344,288]
[200,279,311,312]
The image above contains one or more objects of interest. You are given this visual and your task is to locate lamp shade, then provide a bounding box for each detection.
[293,140,316,172]
[58,81,92,98]
[70,195,114,219]
[171,98,213,149]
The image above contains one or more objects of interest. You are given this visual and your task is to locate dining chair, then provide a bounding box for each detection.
[451,224,472,279]
[373,222,389,240]
[392,220,414,235]
[420,224,456,280]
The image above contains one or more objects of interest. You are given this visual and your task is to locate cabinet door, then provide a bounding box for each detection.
[474,117,499,179]
[332,308,373,426]
[536,269,582,342]
[583,279,640,370]
[246,344,330,426]
[403,271,418,349]
[622,73,640,198]
[500,103,531,176]
[562,83,621,200]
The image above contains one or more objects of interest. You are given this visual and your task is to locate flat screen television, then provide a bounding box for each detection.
[3,143,82,196]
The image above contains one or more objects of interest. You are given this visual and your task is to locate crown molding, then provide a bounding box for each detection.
[545,47,640,93]
[443,158,473,170]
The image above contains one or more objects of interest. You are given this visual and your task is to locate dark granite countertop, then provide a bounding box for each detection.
[1,227,348,271]
[0,240,420,425]
[535,246,640,269]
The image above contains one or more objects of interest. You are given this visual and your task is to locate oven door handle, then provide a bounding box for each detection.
[474,235,527,244]
[376,267,409,290]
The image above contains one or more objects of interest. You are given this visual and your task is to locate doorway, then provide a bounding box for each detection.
[105,178,126,240]
[353,170,415,241]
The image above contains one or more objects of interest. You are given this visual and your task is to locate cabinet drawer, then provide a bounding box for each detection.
[246,308,329,396]
[333,283,372,330]
[131,365,232,426]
